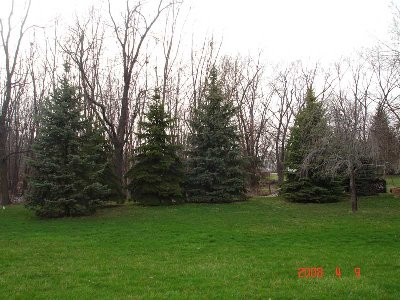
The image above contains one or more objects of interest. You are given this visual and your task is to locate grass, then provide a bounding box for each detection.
[385,175,400,191]
[268,172,279,181]
[0,195,399,299]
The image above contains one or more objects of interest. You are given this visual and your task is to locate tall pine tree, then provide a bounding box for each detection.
[26,76,111,217]
[81,120,124,202]
[282,88,342,203]
[126,90,184,205]
[185,67,246,203]
[369,104,399,174]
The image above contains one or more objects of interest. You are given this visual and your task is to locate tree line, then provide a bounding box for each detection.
[1,0,400,215]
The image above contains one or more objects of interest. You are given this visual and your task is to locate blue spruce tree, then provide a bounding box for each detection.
[185,67,246,203]
[26,76,111,217]
[282,88,342,203]
[126,90,184,205]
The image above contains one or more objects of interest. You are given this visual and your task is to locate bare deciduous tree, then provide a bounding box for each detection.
[269,62,304,185]
[220,54,271,190]
[311,59,373,212]
[63,1,174,196]
[0,0,31,205]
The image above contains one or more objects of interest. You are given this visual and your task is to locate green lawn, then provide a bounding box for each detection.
[385,175,400,191]
[1,195,399,299]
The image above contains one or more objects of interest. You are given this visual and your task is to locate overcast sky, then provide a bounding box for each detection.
[0,0,398,63]
[190,0,395,62]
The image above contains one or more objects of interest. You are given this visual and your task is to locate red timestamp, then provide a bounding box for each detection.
[297,267,361,278]
[297,267,324,278]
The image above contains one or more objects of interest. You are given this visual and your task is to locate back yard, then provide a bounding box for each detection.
[0,194,399,299]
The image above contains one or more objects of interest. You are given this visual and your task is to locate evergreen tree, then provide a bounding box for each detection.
[26,77,110,217]
[185,67,246,203]
[352,157,386,196]
[81,120,124,202]
[369,104,399,174]
[126,90,184,205]
[282,88,342,203]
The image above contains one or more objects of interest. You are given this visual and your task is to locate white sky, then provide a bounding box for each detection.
[188,0,395,62]
[0,0,398,63]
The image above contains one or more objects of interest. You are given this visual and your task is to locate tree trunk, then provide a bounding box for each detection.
[0,122,10,205]
[350,166,358,212]
[275,137,284,185]
[113,141,125,195]
[113,79,130,198]
[0,0,31,205]
[277,158,284,186]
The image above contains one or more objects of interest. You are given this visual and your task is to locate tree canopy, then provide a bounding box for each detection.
[282,88,342,203]
[26,77,111,217]
[185,68,246,203]
[126,90,184,205]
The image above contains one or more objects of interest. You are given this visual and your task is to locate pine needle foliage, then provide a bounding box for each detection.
[185,67,246,203]
[126,90,184,205]
[282,88,342,203]
[26,77,112,217]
